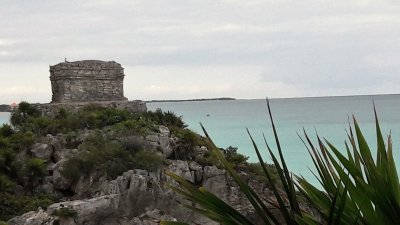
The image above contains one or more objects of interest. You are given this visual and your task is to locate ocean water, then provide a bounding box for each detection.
[0,112,10,125]
[148,95,400,183]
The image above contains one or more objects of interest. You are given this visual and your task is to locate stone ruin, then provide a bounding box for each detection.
[38,60,146,115]
[50,60,127,103]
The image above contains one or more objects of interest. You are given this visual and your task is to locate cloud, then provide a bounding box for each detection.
[0,0,399,102]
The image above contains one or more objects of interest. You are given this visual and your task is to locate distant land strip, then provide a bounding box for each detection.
[147,97,236,103]
[0,104,11,112]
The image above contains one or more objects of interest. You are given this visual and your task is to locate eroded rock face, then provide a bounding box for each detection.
[9,159,278,225]
[8,208,55,225]
[30,143,53,161]
[146,126,173,158]
[8,123,283,225]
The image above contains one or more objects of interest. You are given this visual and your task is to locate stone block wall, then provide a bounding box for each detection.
[50,60,127,103]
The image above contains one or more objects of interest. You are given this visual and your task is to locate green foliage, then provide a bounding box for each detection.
[52,207,77,218]
[133,150,164,172]
[24,158,46,180]
[0,147,15,175]
[0,124,14,138]
[0,175,14,192]
[224,146,249,167]
[171,128,212,160]
[8,131,36,150]
[146,108,186,129]
[296,110,400,225]
[62,132,164,182]
[0,193,54,221]
[10,102,39,128]
[111,119,157,136]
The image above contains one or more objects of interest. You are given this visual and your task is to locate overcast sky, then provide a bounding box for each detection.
[1,0,399,103]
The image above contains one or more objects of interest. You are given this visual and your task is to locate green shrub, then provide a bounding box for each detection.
[0,124,14,138]
[60,157,86,182]
[10,102,39,128]
[0,193,54,221]
[62,132,165,181]
[0,148,15,174]
[111,119,156,136]
[0,137,10,149]
[24,158,46,187]
[134,150,164,172]
[0,175,15,192]
[8,131,36,150]
[224,146,249,167]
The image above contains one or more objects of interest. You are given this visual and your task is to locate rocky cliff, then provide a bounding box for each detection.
[2,104,285,225]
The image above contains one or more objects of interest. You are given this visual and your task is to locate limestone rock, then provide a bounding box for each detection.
[8,208,55,225]
[158,125,170,136]
[168,160,193,182]
[128,209,177,225]
[47,195,120,225]
[30,143,53,161]
[52,159,72,190]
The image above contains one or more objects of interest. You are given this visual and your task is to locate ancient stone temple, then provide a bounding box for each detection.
[50,60,127,103]
[37,60,146,115]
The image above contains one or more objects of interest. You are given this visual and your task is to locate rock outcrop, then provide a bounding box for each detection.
[7,119,286,225]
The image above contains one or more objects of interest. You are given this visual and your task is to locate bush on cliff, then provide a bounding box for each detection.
[61,132,164,182]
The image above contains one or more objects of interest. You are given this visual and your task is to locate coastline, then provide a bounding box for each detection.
[147,97,236,103]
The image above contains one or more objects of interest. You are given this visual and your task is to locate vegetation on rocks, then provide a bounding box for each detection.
[0,102,189,221]
[1,101,284,223]
[61,131,164,181]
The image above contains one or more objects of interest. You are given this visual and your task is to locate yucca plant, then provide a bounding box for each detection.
[162,100,400,225]
[297,107,400,225]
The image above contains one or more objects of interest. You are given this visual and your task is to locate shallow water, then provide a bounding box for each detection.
[0,112,10,125]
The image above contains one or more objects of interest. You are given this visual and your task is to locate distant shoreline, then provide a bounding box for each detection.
[0,105,12,112]
[267,93,400,101]
[147,97,236,103]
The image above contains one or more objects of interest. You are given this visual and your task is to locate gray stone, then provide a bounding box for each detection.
[145,134,159,143]
[8,208,55,225]
[158,125,170,136]
[52,160,72,190]
[30,143,53,161]
[159,136,173,158]
[128,209,177,225]
[168,160,193,182]
[47,195,120,225]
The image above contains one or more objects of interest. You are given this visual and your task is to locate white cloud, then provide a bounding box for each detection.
[0,0,399,102]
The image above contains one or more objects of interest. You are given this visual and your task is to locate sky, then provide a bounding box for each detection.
[0,0,400,103]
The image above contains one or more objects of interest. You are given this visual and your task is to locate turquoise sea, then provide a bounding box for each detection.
[0,112,10,126]
[148,95,400,183]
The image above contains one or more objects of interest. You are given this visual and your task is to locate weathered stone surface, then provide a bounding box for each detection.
[30,143,53,161]
[128,209,177,225]
[146,126,173,158]
[47,195,120,225]
[50,60,127,103]
[52,159,72,190]
[8,208,55,225]
[158,125,170,136]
